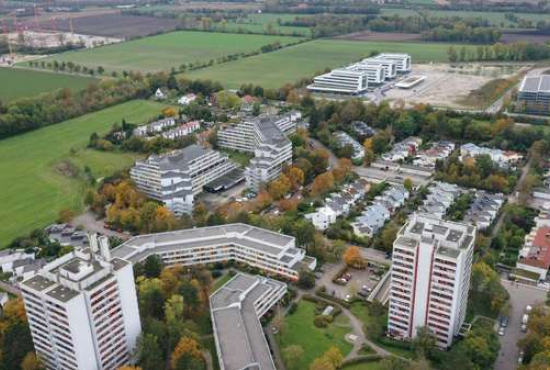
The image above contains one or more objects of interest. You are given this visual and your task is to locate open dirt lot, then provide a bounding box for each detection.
[501,32,550,44]
[334,31,422,42]
[39,13,181,39]
[384,63,527,110]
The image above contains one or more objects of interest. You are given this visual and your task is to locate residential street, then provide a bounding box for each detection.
[494,280,547,370]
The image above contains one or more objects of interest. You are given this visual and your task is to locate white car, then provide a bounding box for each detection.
[498,327,505,336]
[344,294,352,302]
[518,351,524,364]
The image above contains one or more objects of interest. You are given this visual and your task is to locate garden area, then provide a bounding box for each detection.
[276,298,353,370]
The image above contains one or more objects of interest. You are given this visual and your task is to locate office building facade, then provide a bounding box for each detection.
[517,75,550,116]
[307,69,369,95]
[388,213,475,348]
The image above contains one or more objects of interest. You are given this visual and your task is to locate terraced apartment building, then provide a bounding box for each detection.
[130,144,238,214]
[111,223,317,280]
[388,213,475,348]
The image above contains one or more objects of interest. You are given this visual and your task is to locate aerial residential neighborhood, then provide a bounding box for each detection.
[2,1,550,370]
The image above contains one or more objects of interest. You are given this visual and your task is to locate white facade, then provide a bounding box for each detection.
[348,63,386,84]
[130,145,238,214]
[307,69,369,95]
[359,58,397,80]
[388,213,475,348]
[373,53,412,73]
[21,236,141,370]
[161,120,200,140]
[111,224,317,281]
[460,143,524,168]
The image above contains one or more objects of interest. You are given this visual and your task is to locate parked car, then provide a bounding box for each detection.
[344,294,352,303]
[521,323,528,333]
[522,314,529,325]
[498,327,505,336]
[518,351,524,364]
[526,305,533,314]
[358,291,368,298]
[314,272,323,280]
[500,316,508,328]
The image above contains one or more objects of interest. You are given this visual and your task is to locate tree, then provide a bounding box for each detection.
[58,208,75,223]
[298,269,315,289]
[381,223,399,251]
[379,357,408,370]
[309,357,335,370]
[403,178,413,193]
[343,246,366,269]
[170,337,206,370]
[323,347,343,369]
[282,345,304,366]
[412,326,437,358]
[143,255,163,278]
[215,90,241,110]
[287,167,305,190]
[138,278,166,320]
[21,353,44,370]
[311,172,334,197]
[136,334,164,370]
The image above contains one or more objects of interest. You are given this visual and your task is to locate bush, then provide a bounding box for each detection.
[341,355,383,367]
[211,269,222,278]
[314,315,332,328]
[377,336,412,350]
[288,302,298,315]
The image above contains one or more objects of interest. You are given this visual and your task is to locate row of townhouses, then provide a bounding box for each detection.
[381,136,423,162]
[352,185,409,237]
[459,143,523,168]
[463,191,505,230]
[412,141,455,168]
[305,179,370,230]
[307,53,412,95]
[419,182,463,219]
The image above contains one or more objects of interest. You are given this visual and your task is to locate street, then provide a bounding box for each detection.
[494,280,547,370]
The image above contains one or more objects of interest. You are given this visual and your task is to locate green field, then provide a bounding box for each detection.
[0,67,95,102]
[215,13,311,36]
[30,31,302,74]
[187,39,471,89]
[342,361,383,370]
[380,8,550,27]
[277,300,353,370]
[0,100,168,247]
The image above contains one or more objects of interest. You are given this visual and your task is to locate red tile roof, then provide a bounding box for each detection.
[520,227,550,269]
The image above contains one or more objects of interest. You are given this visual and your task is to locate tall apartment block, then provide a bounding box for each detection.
[21,235,141,370]
[130,144,238,214]
[388,213,475,348]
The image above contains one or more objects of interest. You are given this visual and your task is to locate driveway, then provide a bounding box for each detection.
[73,210,129,240]
[494,280,547,370]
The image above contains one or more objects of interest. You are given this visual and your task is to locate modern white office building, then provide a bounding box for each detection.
[21,235,141,370]
[348,62,386,85]
[130,145,239,214]
[307,68,369,95]
[210,273,286,370]
[388,213,475,348]
[359,58,397,80]
[517,75,550,116]
[111,223,317,280]
[373,53,412,73]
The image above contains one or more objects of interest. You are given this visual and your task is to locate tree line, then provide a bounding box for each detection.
[447,42,550,62]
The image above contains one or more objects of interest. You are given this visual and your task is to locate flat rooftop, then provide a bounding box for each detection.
[520,75,550,93]
[111,223,295,263]
[210,273,285,370]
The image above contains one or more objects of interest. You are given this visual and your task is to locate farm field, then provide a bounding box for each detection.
[186,39,473,89]
[29,31,302,73]
[380,7,550,26]
[0,100,168,247]
[0,67,96,102]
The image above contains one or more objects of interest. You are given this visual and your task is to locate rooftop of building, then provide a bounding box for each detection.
[111,223,296,263]
[520,75,550,93]
[210,273,285,370]
[519,226,550,270]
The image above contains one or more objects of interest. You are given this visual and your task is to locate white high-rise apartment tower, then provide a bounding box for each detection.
[21,235,142,370]
[388,213,475,348]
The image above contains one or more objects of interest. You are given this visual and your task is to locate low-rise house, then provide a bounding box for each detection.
[0,249,35,274]
[351,121,376,138]
[335,131,365,160]
[419,182,463,219]
[460,143,523,168]
[178,93,197,105]
[305,179,369,230]
[517,223,550,281]
[161,120,201,140]
[133,117,177,137]
[413,141,455,168]
[464,191,505,229]
[352,185,409,237]
[155,88,166,100]
[382,137,422,162]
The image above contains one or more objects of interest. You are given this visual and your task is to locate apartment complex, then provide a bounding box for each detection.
[111,223,316,280]
[210,273,286,370]
[21,235,141,370]
[388,213,475,348]
[218,114,295,190]
[517,75,550,116]
[130,145,238,214]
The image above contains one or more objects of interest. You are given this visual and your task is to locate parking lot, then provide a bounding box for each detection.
[495,280,547,370]
[323,265,386,302]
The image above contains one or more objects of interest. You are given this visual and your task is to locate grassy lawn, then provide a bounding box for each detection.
[219,149,253,167]
[0,100,168,247]
[0,67,95,102]
[186,39,472,89]
[342,361,383,370]
[28,31,301,74]
[277,300,353,370]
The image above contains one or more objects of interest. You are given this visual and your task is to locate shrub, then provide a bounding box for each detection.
[314,315,332,328]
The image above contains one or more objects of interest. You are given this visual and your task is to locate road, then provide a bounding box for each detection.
[73,210,129,240]
[494,280,547,370]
